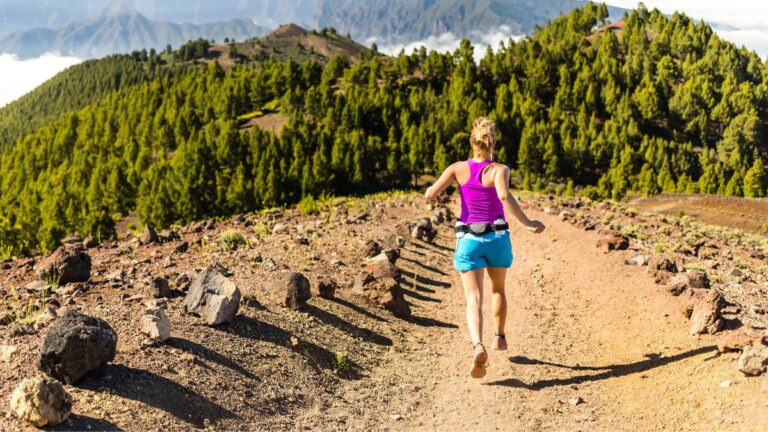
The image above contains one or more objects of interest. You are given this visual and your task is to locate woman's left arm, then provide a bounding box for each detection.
[425,163,457,201]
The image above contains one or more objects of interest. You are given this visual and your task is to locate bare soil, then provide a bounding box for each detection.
[2,193,768,431]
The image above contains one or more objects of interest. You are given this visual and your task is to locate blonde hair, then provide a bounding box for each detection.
[470,117,496,159]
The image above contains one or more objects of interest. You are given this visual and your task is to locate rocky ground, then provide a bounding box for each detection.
[1,191,768,431]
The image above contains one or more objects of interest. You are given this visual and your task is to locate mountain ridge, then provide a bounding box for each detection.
[0,10,270,59]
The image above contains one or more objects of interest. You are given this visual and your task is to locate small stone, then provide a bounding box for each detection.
[689,290,724,335]
[720,380,732,388]
[569,396,584,406]
[140,223,160,245]
[314,277,338,300]
[139,305,171,342]
[686,269,710,289]
[10,377,72,427]
[717,327,766,353]
[174,241,189,253]
[364,240,382,258]
[625,254,648,266]
[596,230,628,252]
[665,274,689,296]
[390,414,403,421]
[143,277,171,299]
[82,236,99,249]
[33,247,92,285]
[269,272,311,310]
[1,344,17,362]
[183,266,241,325]
[290,336,300,348]
[272,223,288,235]
[365,253,400,279]
[738,343,768,376]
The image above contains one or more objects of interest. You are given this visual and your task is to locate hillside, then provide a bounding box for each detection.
[2,191,768,430]
[0,9,270,59]
[0,3,767,255]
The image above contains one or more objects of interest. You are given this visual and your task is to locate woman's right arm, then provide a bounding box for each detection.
[494,165,545,233]
[425,163,457,201]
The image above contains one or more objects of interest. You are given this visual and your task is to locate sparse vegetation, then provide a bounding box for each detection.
[218,230,247,251]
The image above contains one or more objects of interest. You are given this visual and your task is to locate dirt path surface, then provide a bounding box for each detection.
[331,208,768,432]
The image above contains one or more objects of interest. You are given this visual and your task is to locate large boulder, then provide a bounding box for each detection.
[34,247,91,285]
[269,272,311,310]
[353,272,411,319]
[717,327,766,353]
[665,274,690,296]
[10,377,72,427]
[687,270,710,289]
[139,305,171,342]
[184,266,241,325]
[39,311,117,384]
[647,256,677,277]
[689,290,725,335]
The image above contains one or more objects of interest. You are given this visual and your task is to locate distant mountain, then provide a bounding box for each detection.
[314,0,627,45]
[0,8,270,59]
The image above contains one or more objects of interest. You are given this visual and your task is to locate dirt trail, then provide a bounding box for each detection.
[334,208,768,432]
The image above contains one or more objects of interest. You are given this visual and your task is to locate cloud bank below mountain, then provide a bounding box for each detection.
[0,53,82,108]
[372,25,525,61]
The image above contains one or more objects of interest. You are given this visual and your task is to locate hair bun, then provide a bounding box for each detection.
[470,117,496,157]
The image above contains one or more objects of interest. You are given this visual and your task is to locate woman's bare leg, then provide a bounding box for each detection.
[460,269,484,345]
[487,267,507,336]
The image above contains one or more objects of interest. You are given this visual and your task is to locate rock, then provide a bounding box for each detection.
[720,380,732,388]
[364,240,382,258]
[39,311,117,384]
[738,343,768,376]
[34,247,91,285]
[263,257,278,271]
[654,271,673,285]
[353,272,411,318]
[10,377,72,427]
[140,223,160,245]
[313,277,338,300]
[689,290,725,335]
[648,257,677,278]
[665,274,689,296]
[717,327,766,353]
[174,241,189,253]
[295,235,309,245]
[184,266,241,325]
[568,396,584,406]
[365,253,400,279]
[543,206,561,215]
[272,223,288,235]
[596,230,628,252]
[269,272,311,310]
[411,218,437,242]
[1,344,17,362]
[143,277,171,299]
[158,229,180,243]
[687,270,710,289]
[82,236,98,249]
[625,254,648,266]
[432,207,453,225]
[26,280,51,292]
[139,305,171,342]
[382,248,400,264]
[174,274,191,292]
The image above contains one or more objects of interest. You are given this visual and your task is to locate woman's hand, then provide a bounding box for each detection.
[424,186,438,202]
[525,220,545,233]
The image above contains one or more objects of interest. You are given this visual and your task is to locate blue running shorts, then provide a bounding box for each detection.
[453,230,513,271]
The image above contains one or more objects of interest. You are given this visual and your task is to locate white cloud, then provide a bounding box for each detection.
[0,52,82,108]
[373,25,525,62]
[605,1,768,58]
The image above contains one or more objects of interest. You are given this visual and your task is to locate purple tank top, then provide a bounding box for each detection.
[458,159,505,223]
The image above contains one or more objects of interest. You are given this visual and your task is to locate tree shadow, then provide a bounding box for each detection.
[79,364,236,428]
[420,240,455,254]
[168,337,258,379]
[408,243,450,259]
[304,304,393,346]
[332,297,390,323]
[408,315,458,328]
[399,256,448,276]
[487,346,717,390]
[225,315,361,379]
[52,415,124,431]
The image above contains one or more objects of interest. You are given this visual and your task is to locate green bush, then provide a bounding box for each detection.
[298,196,320,215]
[218,230,247,251]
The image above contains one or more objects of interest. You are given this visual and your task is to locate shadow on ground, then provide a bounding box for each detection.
[486,346,717,390]
[79,364,236,428]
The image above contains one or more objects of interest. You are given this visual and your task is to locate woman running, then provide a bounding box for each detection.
[425,117,545,378]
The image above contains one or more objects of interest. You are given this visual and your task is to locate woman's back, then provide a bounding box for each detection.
[457,159,505,224]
